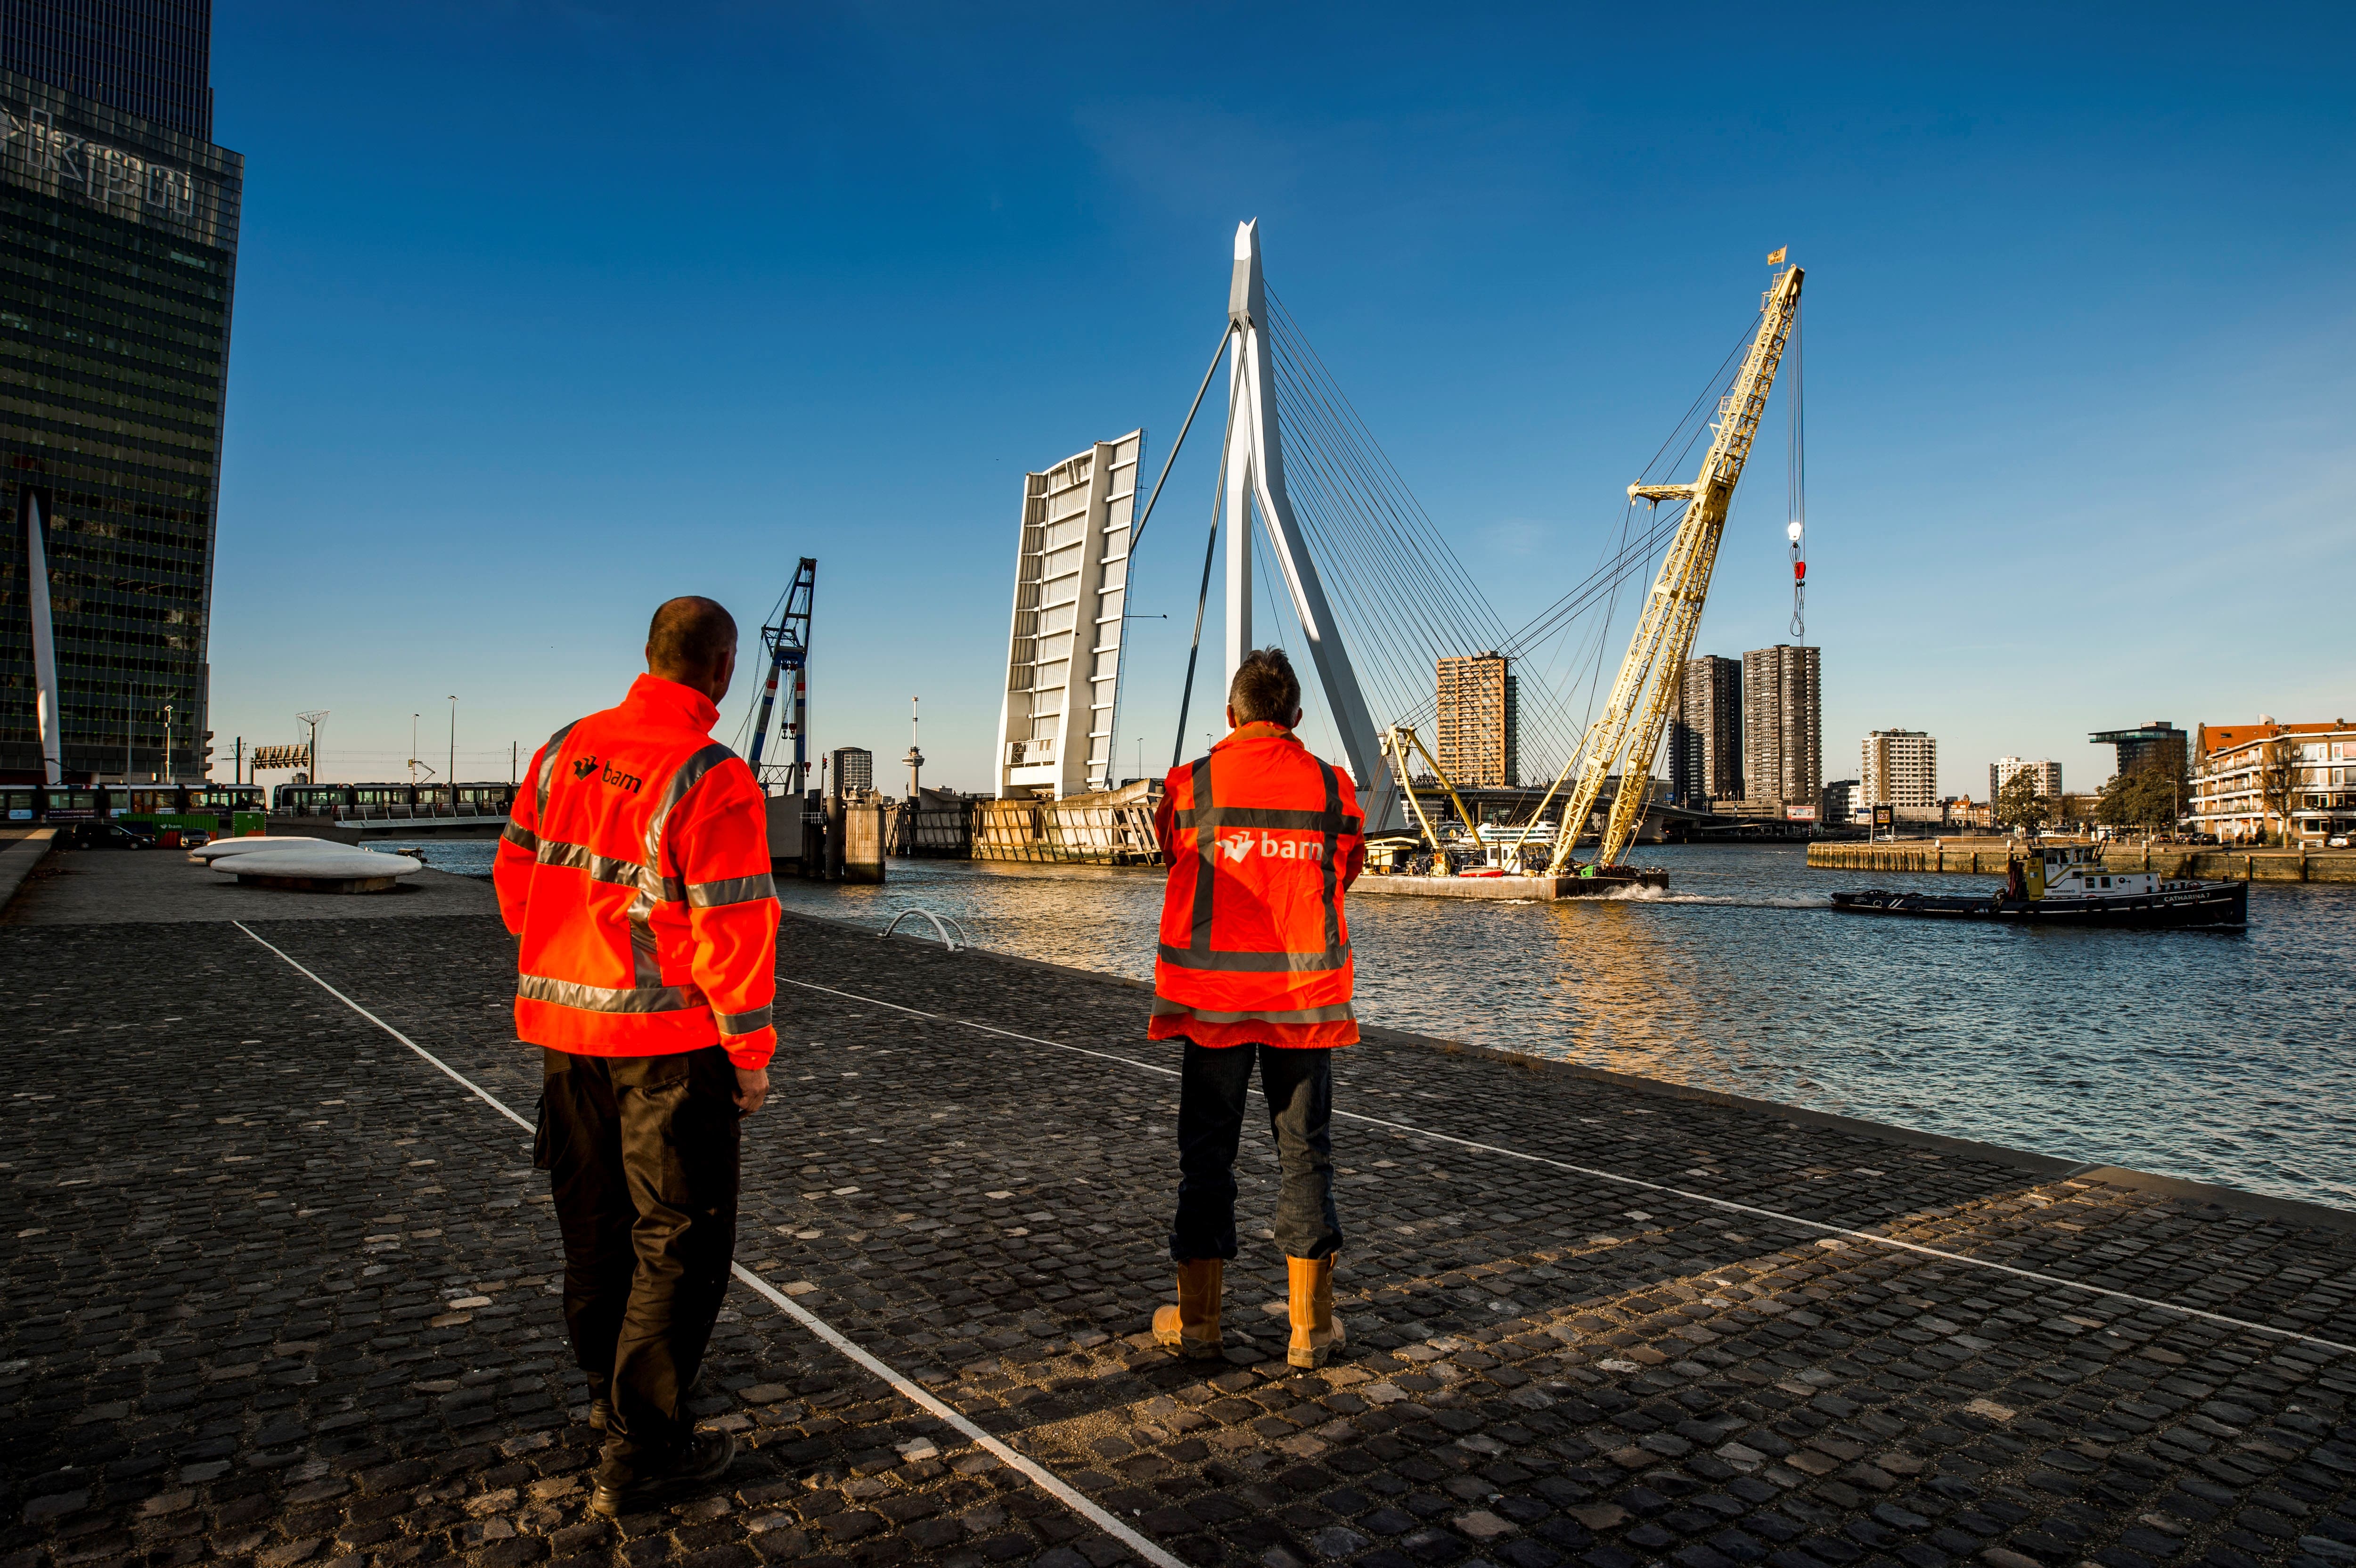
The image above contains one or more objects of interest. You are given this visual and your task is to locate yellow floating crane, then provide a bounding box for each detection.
[1379,723,1484,875]
[1542,257,1805,874]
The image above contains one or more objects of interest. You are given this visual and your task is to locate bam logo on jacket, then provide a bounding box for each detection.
[1218,832,1323,864]
[569,755,644,795]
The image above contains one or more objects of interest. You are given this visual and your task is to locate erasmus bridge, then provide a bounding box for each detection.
[989,221,1807,873]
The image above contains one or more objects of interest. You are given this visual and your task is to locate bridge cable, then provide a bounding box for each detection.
[1170,367,1241,769]
[1263,297,1585,768]
[1129,325,1235,559]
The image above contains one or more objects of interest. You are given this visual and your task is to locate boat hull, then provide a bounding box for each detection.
[1829,882,2247,930]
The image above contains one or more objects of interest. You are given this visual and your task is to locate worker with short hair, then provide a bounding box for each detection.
[495,596,779,1516]
[1146,646,1365,1368]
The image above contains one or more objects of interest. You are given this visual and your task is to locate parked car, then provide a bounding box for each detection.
[2331,835,2350,849]
[73,821,155,849]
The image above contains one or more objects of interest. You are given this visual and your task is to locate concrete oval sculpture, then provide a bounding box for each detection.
[217,846,423,894]
[190,835,324,863]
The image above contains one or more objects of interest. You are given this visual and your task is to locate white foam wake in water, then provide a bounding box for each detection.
[1605,885,1834,908]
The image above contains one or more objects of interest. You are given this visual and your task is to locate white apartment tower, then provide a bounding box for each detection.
[1863,729,1939,808]
[995,432,1143,798]
[1989,757,2062,800]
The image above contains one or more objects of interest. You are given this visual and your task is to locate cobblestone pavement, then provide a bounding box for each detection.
[5,911,2355,1568]
[2,852,499,925]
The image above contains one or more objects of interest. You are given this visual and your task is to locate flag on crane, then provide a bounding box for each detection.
[1766,246,1788,265]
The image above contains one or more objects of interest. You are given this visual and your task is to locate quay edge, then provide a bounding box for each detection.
[1808,839,2356,883]
[836,906,2356,1236]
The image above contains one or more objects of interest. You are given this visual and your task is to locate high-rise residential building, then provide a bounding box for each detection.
[1668,654,1741,807]
[1741,644,1820,807]
[830,746,873,796]
[1436,652,1517,788]
[1862,730,1939,808]
[1667,711,1699,809]
[1990,757,2063,800]
[3,0,239,785]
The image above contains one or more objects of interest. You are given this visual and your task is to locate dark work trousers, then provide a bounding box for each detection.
[1170,1040,1343,1263]
[539,1046,741,1484]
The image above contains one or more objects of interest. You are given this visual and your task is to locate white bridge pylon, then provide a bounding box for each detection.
[1219,220,1402,832]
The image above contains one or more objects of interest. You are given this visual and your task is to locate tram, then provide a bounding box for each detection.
[0,782,265,823]
[0,782,268,848]
[269,781,518,819]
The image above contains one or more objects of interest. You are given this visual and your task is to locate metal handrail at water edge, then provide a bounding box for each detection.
[879,907,969,952]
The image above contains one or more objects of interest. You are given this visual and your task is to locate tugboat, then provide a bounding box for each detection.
[1830,843,2246,930]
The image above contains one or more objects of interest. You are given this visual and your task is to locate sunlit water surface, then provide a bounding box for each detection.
[420,841,2356,1210]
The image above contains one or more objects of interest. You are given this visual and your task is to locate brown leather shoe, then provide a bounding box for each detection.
[1287,1255,1345,1368]
[1152,1258,1225,1358]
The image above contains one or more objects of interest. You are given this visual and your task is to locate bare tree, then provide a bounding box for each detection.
[2257,735,2302,847]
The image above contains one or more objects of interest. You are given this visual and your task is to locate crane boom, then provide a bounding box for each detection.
[1546,262,1804,871]
[747,557,817,793]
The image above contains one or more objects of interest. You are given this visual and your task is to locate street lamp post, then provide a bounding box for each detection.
[447,696,458,812]
[297,711,329,786]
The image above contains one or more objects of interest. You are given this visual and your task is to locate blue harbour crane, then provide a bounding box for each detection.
[745,558,816,794]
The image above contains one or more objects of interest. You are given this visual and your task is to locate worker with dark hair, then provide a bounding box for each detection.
[1146,647,1366,1368]
[496,595,779,1516]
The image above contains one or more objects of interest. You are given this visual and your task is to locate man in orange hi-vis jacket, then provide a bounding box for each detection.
[1146,647,1365,1369]
[496,596,778,1516]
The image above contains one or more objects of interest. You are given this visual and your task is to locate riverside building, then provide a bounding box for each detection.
[1741,644,1820,816]
[2091,720,2188,784]
[1990,757,2062,801]
[1669,653,1741,808]
[830,746,873,797]
[2192,719,2356,846]
[1436,652,1517,788]
[1862,729,1938,808]
[2,1,240,785]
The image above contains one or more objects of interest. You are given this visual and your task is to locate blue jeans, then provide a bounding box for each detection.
[1170,1041,1343,1263]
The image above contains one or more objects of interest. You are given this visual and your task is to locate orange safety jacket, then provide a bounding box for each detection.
[1150,722,1366,1048]
[494,673,779,1070]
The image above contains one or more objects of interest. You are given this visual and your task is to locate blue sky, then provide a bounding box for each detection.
[205,2,2356,797]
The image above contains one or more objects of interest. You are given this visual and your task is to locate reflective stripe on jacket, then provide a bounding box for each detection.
[1149,723,1366,1048]
[493,673,779,1070]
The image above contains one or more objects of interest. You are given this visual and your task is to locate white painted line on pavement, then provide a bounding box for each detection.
[780,973,2356,1358]
[234,922,1186,1568]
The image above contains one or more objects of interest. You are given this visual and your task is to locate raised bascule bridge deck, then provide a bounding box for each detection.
[4,897,2354,1568]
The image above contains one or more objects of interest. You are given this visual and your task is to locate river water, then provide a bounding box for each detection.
[417,841,2355,1211]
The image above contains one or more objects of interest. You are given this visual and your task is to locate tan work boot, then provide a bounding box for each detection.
[1152,1258,1225,1358]
[1287,1254,1347,1368]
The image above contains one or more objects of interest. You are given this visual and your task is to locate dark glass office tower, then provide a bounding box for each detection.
[3,0,213,140]
[1,0,238,784]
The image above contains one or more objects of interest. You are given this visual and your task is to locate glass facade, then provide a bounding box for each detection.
[2,0,213,142]
[1,61,239,782]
